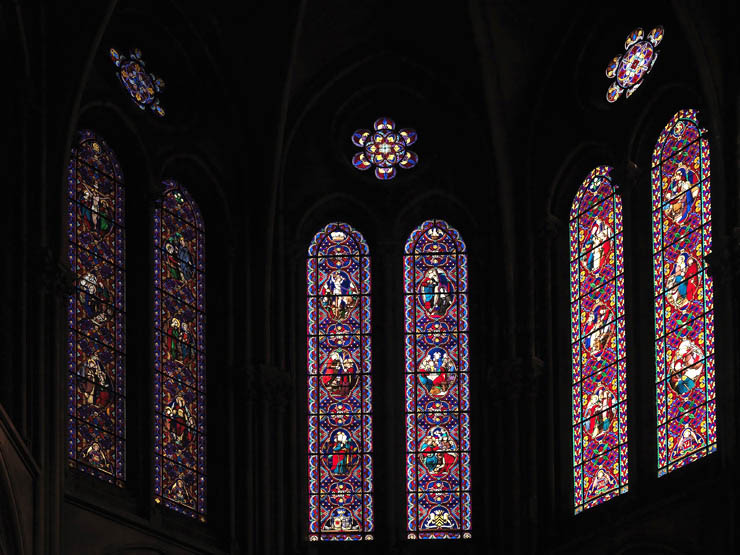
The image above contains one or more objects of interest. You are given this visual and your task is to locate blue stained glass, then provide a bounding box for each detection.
[67,130,126,485]
[404,220,471,540]
[652,110,717,476]
[307,222,374,541]
[153,180,207,520]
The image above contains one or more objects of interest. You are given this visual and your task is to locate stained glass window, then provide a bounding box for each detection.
[569,166,628,514]
[153,180,207,520]
[653,110,716,476]
[307,223,373,541]
[352,117,418,180]
[109,48,166,116]
[404,220,471,539]
[67,130,126,485]
[605,26,664,103]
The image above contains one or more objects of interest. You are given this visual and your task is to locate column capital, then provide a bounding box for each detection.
[705,227,740,284]
[538,214,563,242]
[254,363,293,412]
[487,356,544,402]
[34,246,75,299]
[613,160,642,194]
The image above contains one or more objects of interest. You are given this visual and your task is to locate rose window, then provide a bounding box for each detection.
[110,48,166,116]
[351,117,418,180]
[605,26,664,103]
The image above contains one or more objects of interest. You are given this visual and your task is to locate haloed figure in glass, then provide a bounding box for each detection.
[153,180,206,520]
[67,130,126,485]
[652,110,716,476]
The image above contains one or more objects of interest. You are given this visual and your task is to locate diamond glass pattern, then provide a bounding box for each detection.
[570,167,629,513]
[67,130,126,485]
[153,180,207,520]
[652,110,716,476]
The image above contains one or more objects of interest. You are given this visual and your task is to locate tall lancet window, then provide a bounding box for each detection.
[404,220,471,540]
[153,180,207,520]
[67,130,126,485]
[569,166,628,513]
[653,110,716,476]
[307,223,374,541]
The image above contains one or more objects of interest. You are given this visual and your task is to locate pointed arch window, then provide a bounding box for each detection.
[67,130,126,484]
[404,219,471,539]
[652,110,716,476]
[569,166,628,513]
[153,180,207,520]
[307,223,374,541]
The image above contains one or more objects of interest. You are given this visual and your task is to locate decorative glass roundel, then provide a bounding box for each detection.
[110,48,166,116]
[605,26,664,103]
[352,117,418,180]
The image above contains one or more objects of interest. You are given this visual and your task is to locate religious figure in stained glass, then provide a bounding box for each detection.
[352,117,418,180]
[110,48,165,116]
[569,166,628,514]
[605,26,664,103]
[307,223,374,541]
[153,180,207,520]
[67,130,126,485]
[404,220,471,540]
[652,109,716,476]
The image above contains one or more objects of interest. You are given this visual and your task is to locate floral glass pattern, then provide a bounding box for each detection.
[653,110,716,476]
[110,48,166,116]
[404,220,471,540]
[352,117,418,180]
[67,130,126,485]
[570,166,628,514]
[605,26,664,103]
[154,180,207,520]
[307,223,373,541]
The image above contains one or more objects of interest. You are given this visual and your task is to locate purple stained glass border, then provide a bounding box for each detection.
[153,180,207,520]
[307,222,374,541]
[652,110,717,476]
[67,129,126,485]
[404,220,472,540]
[570,166,629,514]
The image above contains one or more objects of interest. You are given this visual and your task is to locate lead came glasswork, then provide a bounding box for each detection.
[67,130,126,485]
[153,180,207,520]
[404,220,471,540]
[570,167,628,513]
[653,110,717,476]
[605,26,663,103]
[351,117,418,180]
[110,47,166,116]
[307,223,374,541]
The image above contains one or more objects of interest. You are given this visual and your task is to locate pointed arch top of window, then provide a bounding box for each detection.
[404,219,466,255]
[67,129,127,485]
[161,179,204,231]
[308,222,369,257]
[651,109,716,476]
[569,166,618,221]
[154,179,207,519]
[652,108,706,166]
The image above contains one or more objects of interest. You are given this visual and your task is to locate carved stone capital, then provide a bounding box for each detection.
[538,214,563,242]
[487,356,544,402]
[705,227,740,284]
[613,161,641,194]
[34,247,75,298]
[256,363,293,412]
